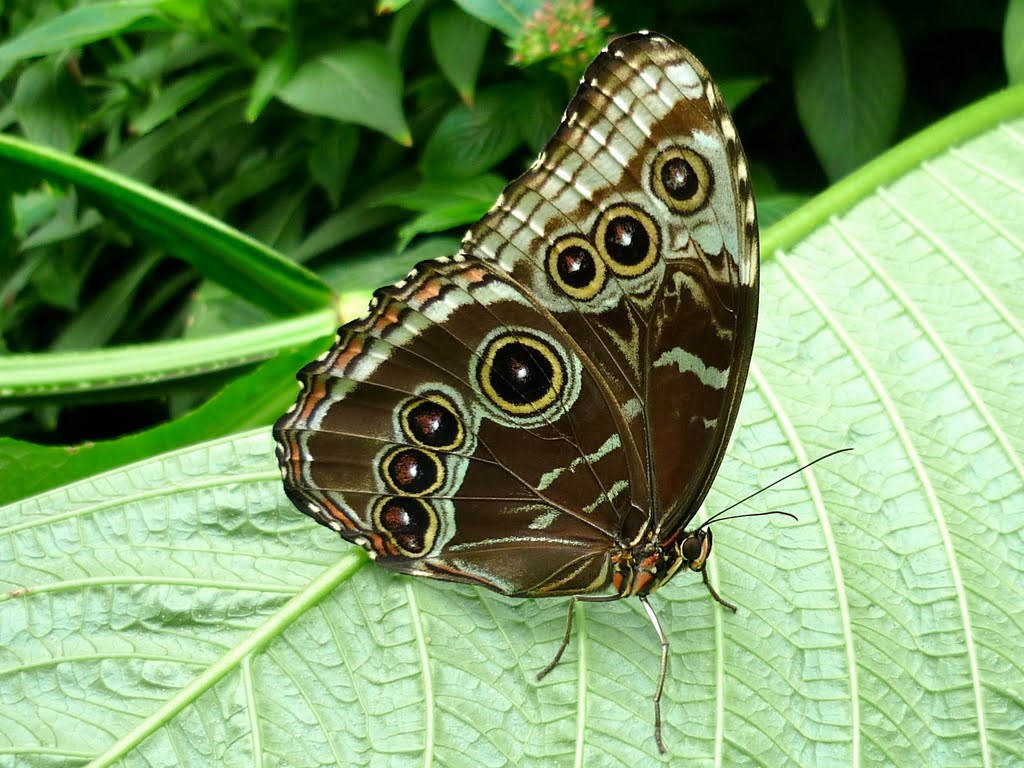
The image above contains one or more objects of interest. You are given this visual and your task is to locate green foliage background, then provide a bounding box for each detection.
[1,0,1022,766]
[0,0,1015,450]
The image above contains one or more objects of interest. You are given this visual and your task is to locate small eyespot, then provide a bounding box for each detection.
[373,497,437,557]
[546,235,606,300]
[594,204,660,277]
[477,331,564,416]
[400,393,463,451]
[381,447,444,496]
[652,147,713,214]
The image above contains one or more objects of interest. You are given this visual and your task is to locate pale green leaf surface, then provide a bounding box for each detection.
[2,107,1023,766]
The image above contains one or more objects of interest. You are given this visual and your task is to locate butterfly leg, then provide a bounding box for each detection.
[639,596,669,754]
[536,593,620,680]
[701,567,738,612]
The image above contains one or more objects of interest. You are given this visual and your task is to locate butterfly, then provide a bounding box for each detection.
[274,31,758,753]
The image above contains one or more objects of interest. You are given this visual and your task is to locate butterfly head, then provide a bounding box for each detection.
[611,525,713,597]
[677,527,714,572]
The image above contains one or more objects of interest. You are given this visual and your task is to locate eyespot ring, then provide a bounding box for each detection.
[594,203,660,277]
[373,496,437,557]
[651,147,713,214]
[380,446,445,496]
[399,392,464,451]
[477,330,565,416]
[546,234,606,300]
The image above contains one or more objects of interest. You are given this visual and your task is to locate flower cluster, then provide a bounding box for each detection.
[510,0,612,80]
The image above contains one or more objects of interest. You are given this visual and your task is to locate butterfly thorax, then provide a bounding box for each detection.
[611,528,714,597]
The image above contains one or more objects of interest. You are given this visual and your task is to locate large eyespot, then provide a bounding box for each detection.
[380,447,444,496]
[546,235,606,300]
[373,496,437,557]
[594,204,660,277]
[651,147,713,214]
[477,331,564,416]
[400,392,463,451]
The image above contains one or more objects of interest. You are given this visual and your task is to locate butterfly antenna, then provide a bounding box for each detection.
[696,447,853,531]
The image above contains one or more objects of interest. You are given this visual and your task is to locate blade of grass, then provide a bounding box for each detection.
[0,134,333,316]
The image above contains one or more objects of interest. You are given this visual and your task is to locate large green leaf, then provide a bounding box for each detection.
[2,89,1023,765]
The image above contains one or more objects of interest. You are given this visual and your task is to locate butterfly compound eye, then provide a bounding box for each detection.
[680,529,713,570]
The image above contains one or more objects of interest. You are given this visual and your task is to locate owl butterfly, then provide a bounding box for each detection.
[275,31,758,753]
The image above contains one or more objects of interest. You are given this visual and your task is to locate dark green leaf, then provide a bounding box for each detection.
[0,134,332,316]
[50,252,160,352]
[109,92,246,184]
[205,151,302,218]
[12,58,87,152]
[430,4,490,104]
[377,0,417,13]
[248,182,309,252]
[512,78,566,152]
[318,235,462,293]
[131,65,235,135]
[246,37,298,122]
[0,337,332,505]
[396,200,487,250]
[290,204,406,264]
[386,0,430,58]
[0,0,162,78]
[756,193,812,229]
[794,0,905,180]
[1006,0,1024,84]
[376,173,505,212]
[804,0,835,28]
[278,41,412,146]
[717,76,769,112]
[308,124,359,207]
[422,85,527,179]
[20,191,101,251]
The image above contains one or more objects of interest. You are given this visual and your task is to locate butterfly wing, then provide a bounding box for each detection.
[463,32,759,538]
[274,257,634,597]
[594,34,759,535]
[273,32,758,595]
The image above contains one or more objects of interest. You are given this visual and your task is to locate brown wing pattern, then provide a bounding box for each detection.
[273,31,757,596]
